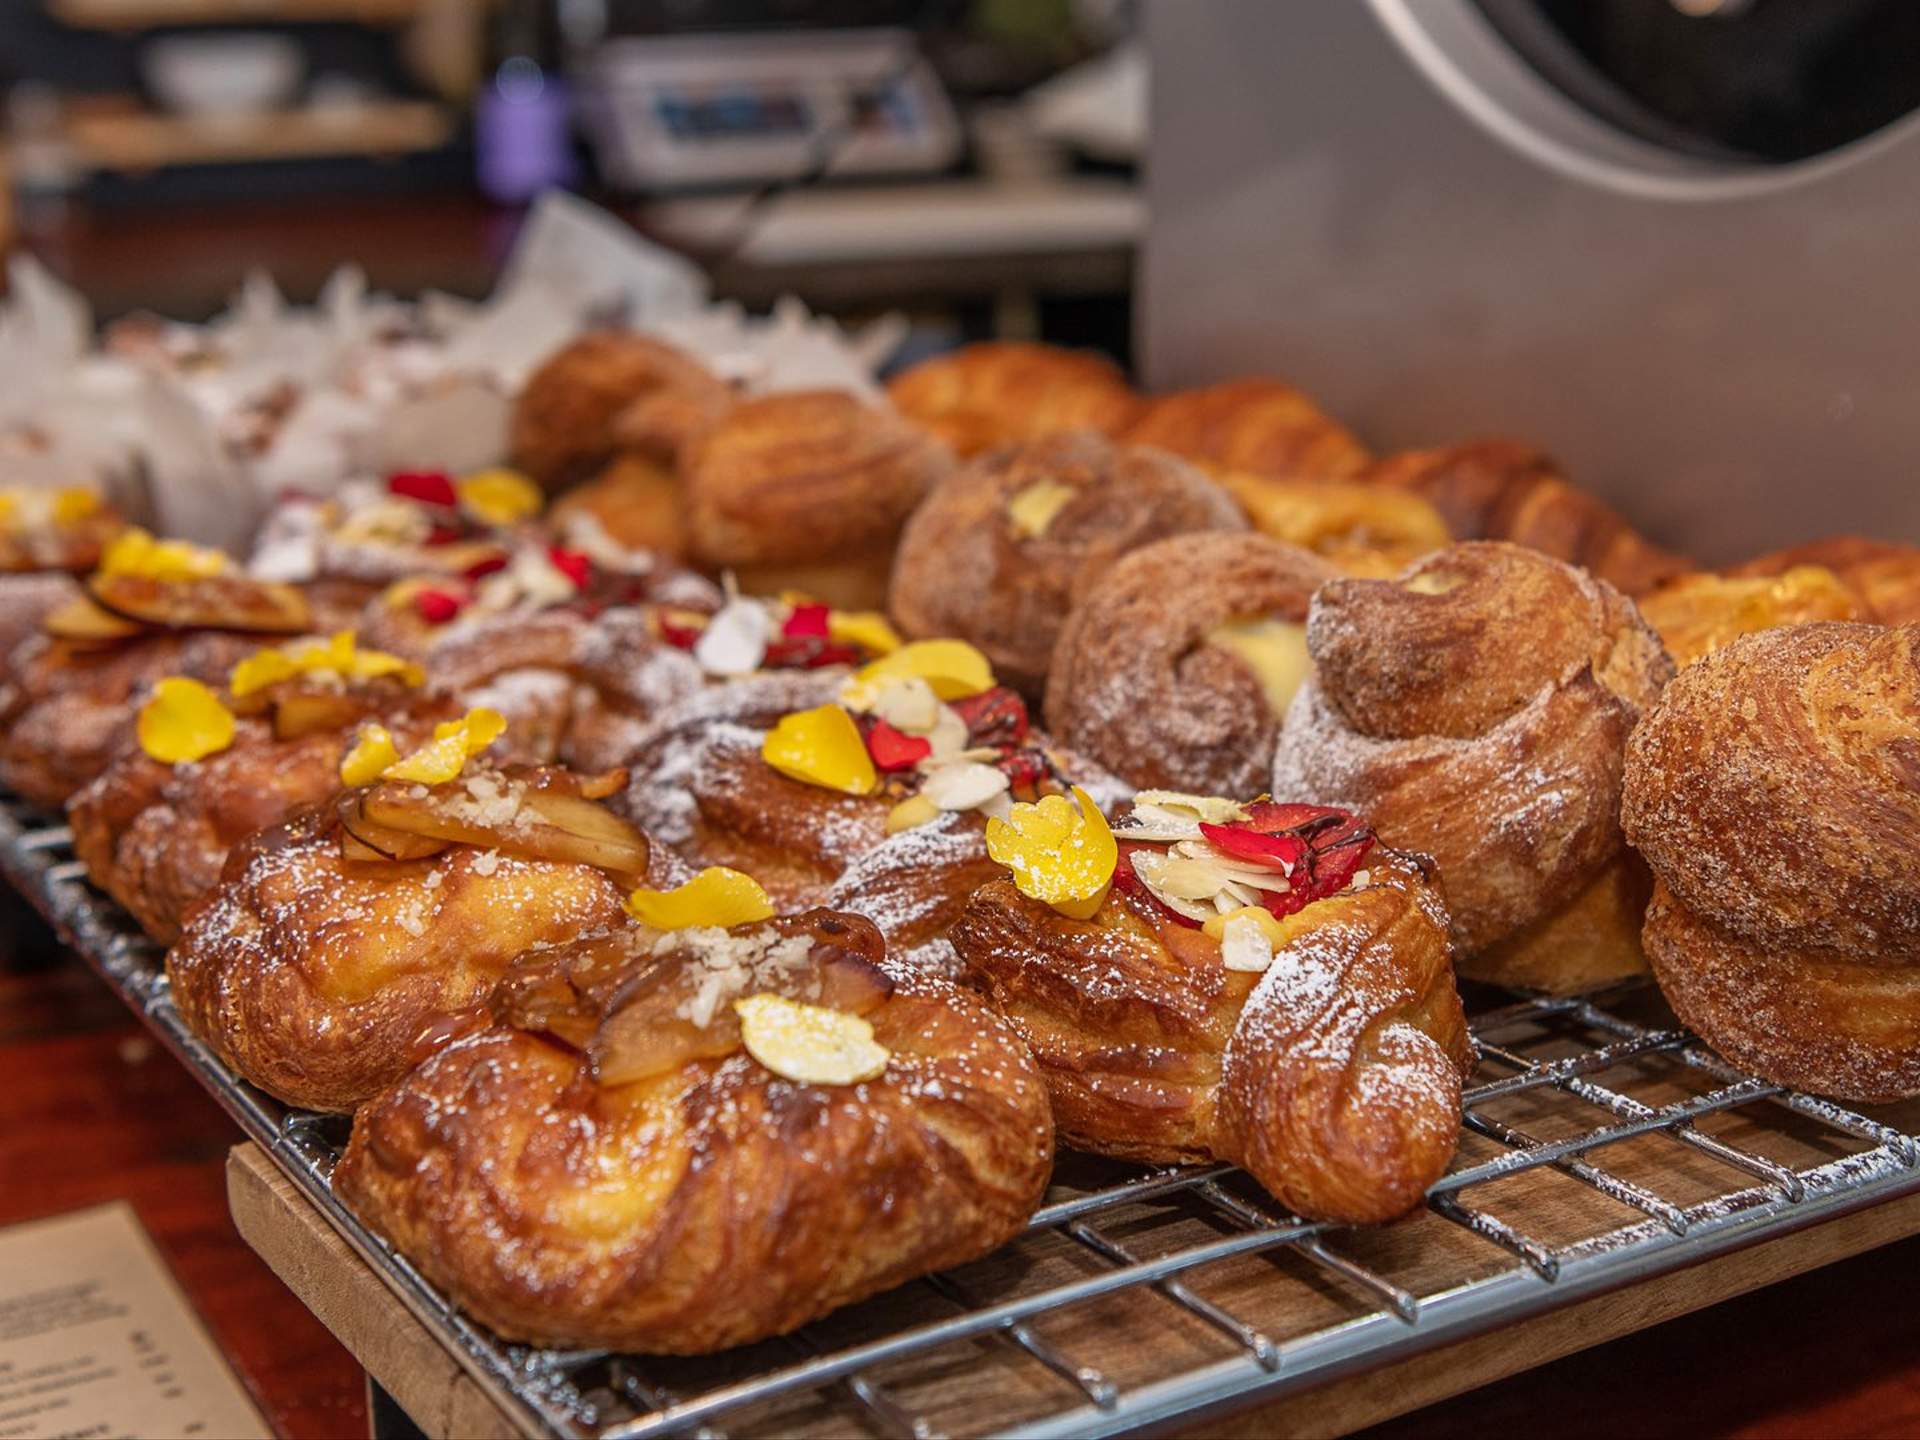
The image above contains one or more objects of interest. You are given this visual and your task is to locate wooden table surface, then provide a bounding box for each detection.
[6,888,1920,1440]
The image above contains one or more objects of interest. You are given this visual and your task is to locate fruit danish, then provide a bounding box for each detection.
[1223,476,1450,578]
[1045,533,1336,797]
[1637,565,1865,668]
[1729,536,1920,625]
[334,907,1054,1353]
[0,485,123,575]
[166,714,653,1111]
[1272,542,1674,993]
[952,790,1469,1223]
[1121,378,1370,483]
[68,632,450,943]
[888,431,1247,694]
[1622,623,1920,1103]
[886,340,1141,457]
[683,389,955,611]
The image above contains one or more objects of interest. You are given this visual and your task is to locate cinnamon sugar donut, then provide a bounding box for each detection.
[888,432,1247,694]
[1122,378,1370,482]
[886,341,1140,457]
[1045,532,1336,796]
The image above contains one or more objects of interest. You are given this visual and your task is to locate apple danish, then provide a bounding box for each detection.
[886,340,1141,457]
[334,907,1054,1352]
[1622,623,1920,1103]
[952,789,1469,1223]
[0,485,123,575]
[1272,542,1675,992]
[1222,476,1450,578]
[1122,378,1370,483]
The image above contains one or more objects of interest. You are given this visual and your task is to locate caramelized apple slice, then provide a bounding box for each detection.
[517,790,652,876]
[591,998,744,1088]
[359,772,651,878]
[43,594,143,644]
[493,968,602,1050]
[273,691,370,741]
[337,794,451,862]
[90,573,311,634]
[816,951,894,1017]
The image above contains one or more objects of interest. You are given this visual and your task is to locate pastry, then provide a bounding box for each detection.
[1272,541,1674,992]
[1044,532,1336,797]
[886,341,1140,457]
[952,789,1469,1223]
[1221,476,1450,577]
[1364,441,1691,596]
[1122,378,1370,483]
[68,633,450,943]
[1622,623,1920,1103]
[683,389,956,611]
[1637,565,1865,668]
[166,715,654,1111]
[0,486,123,574]
[1729,536,1920,625]
[510,331,732,493]
[334,907,1054,1352]
[888,431,1247,694]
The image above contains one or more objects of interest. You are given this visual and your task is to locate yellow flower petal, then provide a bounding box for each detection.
[384,708,507,784]
[985,785,1116,920]
[886,794,940,833]
[100,527,229,581]
[228,647,299,697]
[137,677,236,765]
[735,993,890,1086]
[231,631,423,697]
[827,609,902,657]
[761,704,877,795]
[339,725,399,786]
[52,487,102,524]
[625,867,775,931]
[844,638,994,704]
[456,468,544,527]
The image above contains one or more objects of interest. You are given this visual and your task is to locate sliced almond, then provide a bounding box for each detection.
[920,760,1010,812]
[735,993,890,1087]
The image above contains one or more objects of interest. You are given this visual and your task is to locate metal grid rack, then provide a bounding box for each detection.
[6,792,1919,1440]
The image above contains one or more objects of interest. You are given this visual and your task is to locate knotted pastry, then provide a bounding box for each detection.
[683,389,955,611]
[888,431,1246,694]
[167,723,653,1111]
[1222,476,1451,577]
[1272,542,1675,992]
[952,790,1469,1223]
[1621,623,1920,1103]
[1122,378,1370,483]
[1364,441,1690,596]
[1637,565,1865,668]
[334,908,1054,1352]
[1045,533,1336,797]
[1729,537,1920,625]
[886,341,1140,457]
[0,485,123,574]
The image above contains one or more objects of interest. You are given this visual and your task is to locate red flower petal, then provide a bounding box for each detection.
[388,471,457,508]
[462,552,509,581]
[866,719,931,771]
[546,545,591,589]
[782,602,830,639]
[951,687,1030,747]
[413,587,466,625]
[1199,821,1308,873]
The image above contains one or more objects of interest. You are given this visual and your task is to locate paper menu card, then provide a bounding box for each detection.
[0,1203,269,1440]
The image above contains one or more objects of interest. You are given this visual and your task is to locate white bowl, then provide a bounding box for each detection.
[143,33,305,119]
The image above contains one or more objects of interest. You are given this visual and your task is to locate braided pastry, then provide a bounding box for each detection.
[1273,542,1674,992]
[1364,440,1690,596]
[888,431,1246,694]
[886,341,1140,457]
[1729,536,1920,625]
[1122,378,1370,483]
[1044,533,1336,797]
[1622,623,1920,1102]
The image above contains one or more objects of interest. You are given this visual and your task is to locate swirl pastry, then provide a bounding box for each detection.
[1364,441,1690,597]
[683,390,956,611]
[1122,378,1370,483]
[334,909,1053,1352]
[1621,623,1920,1102]
[1045,533,1336,797]
[1222,476,1450,578]
[1637,565,1865,668]
[886,341,1140,457]
[889,431,1247,694]
[1729,537,1920,625]
[1272,542,1674,992]
[952,790,1469,1223]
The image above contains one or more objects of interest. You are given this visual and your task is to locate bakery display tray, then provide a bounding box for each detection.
[7,790,1919,1440]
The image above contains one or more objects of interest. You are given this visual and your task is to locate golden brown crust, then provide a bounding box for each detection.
[1122,378,1370,482]
[510,332,731,491]
[334,929,1053,1352]
[548,454,692,561]
[1273,542,1674,989]
[1636,565,1866,668]
[1729,537,1920,625]
[889,432,1247,693]
[887,341,1140,457]
[1364,441,1690,596]
[1044,532,1336,797]
[1222,475,1450,577]
[951,853,1470,1223]
[166,810,633,1111]
[0,502,124,575]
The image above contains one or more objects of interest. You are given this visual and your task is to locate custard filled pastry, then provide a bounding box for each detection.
[953,790,1469,1223]
[1273,542,1674,993]
[334,907,1053,1352]
[1045,533,1335,797]
[1622,623,1920,1103]
[68,633,449,943]
[886,340,1140,457]
[0,485,123,574]
[1122,378,1370,483]
[682,389,955,611]
[1222,476,1450,577]
[888,431,1246,694]
[1729,536,1920,625]
[1637,565,1864,668]
[167,715,650,1110]
[1363,441,1690,596]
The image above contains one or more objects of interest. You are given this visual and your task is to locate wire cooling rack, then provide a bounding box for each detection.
[6,791,1919,1440]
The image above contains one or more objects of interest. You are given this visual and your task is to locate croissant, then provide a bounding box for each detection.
[1222,475,1451,577]
[1121,378,1370,483]
[888,431,1247,694]
[1637,565,1865,668]
[334,910,1054,1353]
[1729,536,1920,625]
[952,795,1469,1224]
[1044,532,1336,797]
[1272,541,1674,992]
[1621,623,1920,1102]
[683,390,956,611]
[1364,441,1690,596]
[886,341,1141,457]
